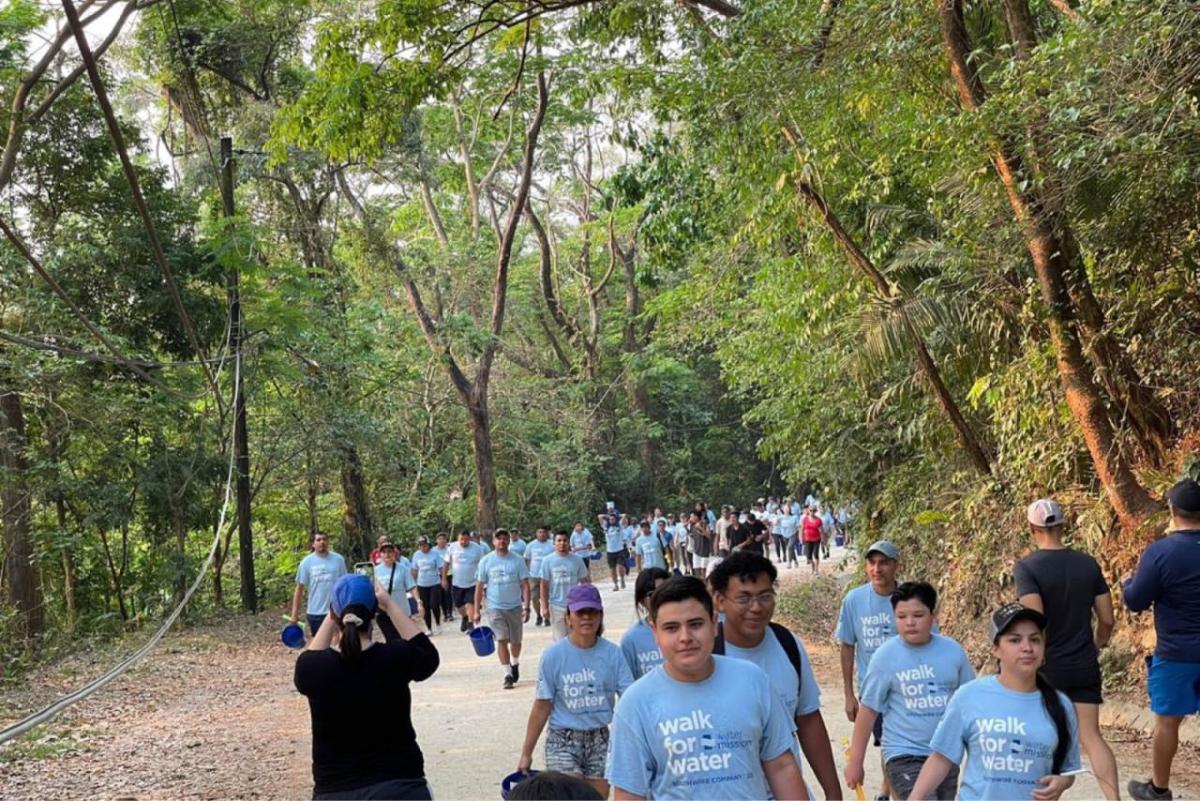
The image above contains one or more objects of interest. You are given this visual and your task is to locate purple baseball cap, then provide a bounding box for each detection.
[566,583,604,613]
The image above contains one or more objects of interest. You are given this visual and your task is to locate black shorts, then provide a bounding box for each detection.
[803,541,821,560]
[1042,661,1103,704]
[873,712,884,746]
[451,585,475,608]
[606,549,628,569]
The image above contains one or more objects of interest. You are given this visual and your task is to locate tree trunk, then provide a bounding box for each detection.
[339,445,374,560]
[0,388,44,646]
[786,172,994,477]
[618,237,656,504]
[306,450,320,541]
[936,0,1157,527]
[468,388,500,536]
[56,497,76,633]
[999,0,1173,460]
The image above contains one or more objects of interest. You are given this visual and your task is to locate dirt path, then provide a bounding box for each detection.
[1,546,1197,799]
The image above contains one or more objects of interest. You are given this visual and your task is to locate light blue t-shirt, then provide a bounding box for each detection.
[447,541,487,589]
[604,525,626,553]
[775,514,799,538]
[526,539,556,577]
[723,626,821,719]
[538,553,589,608]
[476,551,530,610]
[634,533,667,570]
[606,656,797,800]
[929,675,1080,800]
[620,619,663,679]
[431,545,449,573]
[510,538,527,557]
[295,552,348,615]
[411,549,443,587]
[860,634,975,762]
[835,584,897,690]
[375,560,416,604]
[570,529,594,559]
[536,637,635,730]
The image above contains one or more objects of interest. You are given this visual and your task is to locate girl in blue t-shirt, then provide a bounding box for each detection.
[516,584,635,798]
[620,567,670,679]
[910,603,1080,801]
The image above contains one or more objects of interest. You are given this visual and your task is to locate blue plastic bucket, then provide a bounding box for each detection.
[469,625,496,657]
[408,597,418,615]
[624,555,636,570]
[834,534,845,547]
[281,623,305,649]
[501,770,538,799]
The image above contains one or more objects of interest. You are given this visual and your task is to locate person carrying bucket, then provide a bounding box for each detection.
[294,574,439,799]
[474,529,532,689]
[516,583,635,799]
[374,542,420,641]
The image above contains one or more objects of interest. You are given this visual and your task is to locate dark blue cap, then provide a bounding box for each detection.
[332,574,376,617]
[1167,478,1200,514]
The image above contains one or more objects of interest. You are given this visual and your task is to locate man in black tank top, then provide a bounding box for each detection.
[1014,498,1118,801]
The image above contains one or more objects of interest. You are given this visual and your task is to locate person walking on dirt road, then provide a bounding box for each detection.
[710,552,841,800]
[540,530,591,641]
[1015,498,1119,800]
[291,532,348,636]
[1123,478,1200,801]
[526,527,556,627]
[605,575,809,800]
[837,540,900,800]
[447,531,487,632]
[473,529,531,689]
[620,566,670,679]
[517,583,635,798]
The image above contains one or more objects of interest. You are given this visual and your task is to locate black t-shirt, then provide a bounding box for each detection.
[1013,548,1109,670]
[295,635,440,795]
[746,518,768,544]
[727,524,749,550]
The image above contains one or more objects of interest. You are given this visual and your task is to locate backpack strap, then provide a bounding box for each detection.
[713,621,801,696]
[769,621,804,697]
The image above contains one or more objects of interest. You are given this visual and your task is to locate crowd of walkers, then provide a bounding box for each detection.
[288,478,1200,801]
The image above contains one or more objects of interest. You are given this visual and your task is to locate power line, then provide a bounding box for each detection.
[0,336,243,747]
[0,329,232,369]
[60,0,224,414]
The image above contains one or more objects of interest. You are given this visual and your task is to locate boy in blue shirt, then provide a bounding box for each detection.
[709,552,840,800]
[605,575,807,800]
[845,582,973,800]
[525,527,556,627]
[473,529,531,689]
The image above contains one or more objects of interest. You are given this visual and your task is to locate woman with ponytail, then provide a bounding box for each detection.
[295,574,440,799]
[908,603,1080,800]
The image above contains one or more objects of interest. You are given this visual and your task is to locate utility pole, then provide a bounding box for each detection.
[220,136,257,612]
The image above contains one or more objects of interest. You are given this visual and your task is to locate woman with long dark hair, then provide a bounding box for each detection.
[909,603,1080,800]
[620,567,670,679]
[295,574,439,800]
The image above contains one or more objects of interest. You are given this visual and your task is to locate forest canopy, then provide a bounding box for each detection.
[1,0,1198,673]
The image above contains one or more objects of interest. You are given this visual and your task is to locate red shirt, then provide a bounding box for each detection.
[801,515,824,543]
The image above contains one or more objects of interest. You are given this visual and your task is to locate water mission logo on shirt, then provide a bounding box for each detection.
[895,663,950,711]
[559,666,606,712]
[657,710,751,779]
[858,612,892,650]
[974,716,1050,773]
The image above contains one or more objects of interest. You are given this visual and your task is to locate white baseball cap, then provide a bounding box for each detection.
[1027,498,1064,527]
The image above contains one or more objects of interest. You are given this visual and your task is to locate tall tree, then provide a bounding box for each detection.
[935,0,1157,527]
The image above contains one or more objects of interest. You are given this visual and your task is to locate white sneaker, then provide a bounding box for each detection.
[425,628,433,637]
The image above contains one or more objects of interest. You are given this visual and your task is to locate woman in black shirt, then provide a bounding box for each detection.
[294,574,439,799]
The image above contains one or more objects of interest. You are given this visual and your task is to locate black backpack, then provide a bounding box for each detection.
[713,621,804,696]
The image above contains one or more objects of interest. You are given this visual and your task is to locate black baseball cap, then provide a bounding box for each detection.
[1166,478,1200,514]
[990,602,1046,643]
